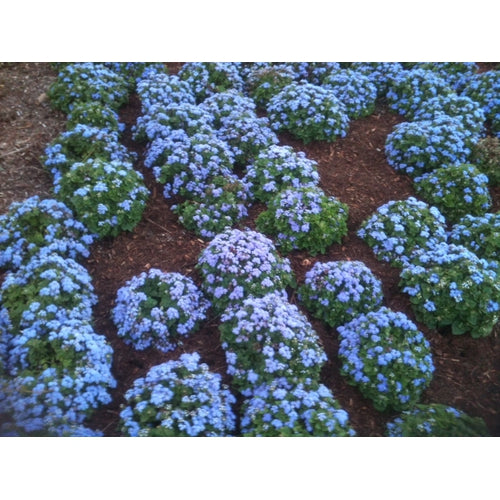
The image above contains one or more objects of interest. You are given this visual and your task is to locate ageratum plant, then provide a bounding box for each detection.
[199,89,257,128]
[400,242,500,338]
[267,82,350,143]
[219,293,327,396]
[119,352,236,436]
[240,377,356,436]
[449,213,500,262]
[0,195,94,270]
[357,197,448,267]
[414,62,479,91]
[298,260,384,328]
[54,158,149,238]
[172,174,251,240]
[196,227,295,313]
[256,186,349,255]
[243,145,320,203]
[385,115,475,178]
[470,136,500,186]
[350,62,404,96]
[386,403,490,437]
[112,269,210,352]
[414,163,492,223]
[338,307,435,412]
[66,102,125,134]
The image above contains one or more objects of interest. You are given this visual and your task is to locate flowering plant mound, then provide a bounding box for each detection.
[244,65,296,108]
[400,242,500,338]
[386,68,453,118]
[322,69,378,119]
[42,124,135,180]
[386,403,490,437]
[172,174,251,240]
[199,89,256,127]
[103,62,166,90]
[385,115,474,178]
[470,136,500,186]
[240,377,356,436]
[267,82,350,143]
[338,307,434,412]
[357,197,448,267]
[112,269,210,352]
[196,227,295,313]
[243,145,320,203]
[291,62,342,85]
[178,62,244,102]
[413,93,486,139]
[0,195,94,270]
[350,62,404,96]
[414,163,491,223]
[219,293,327,396]
[47,62,129,113]
[256,186,349,255]
[146,132,234,200]
[119,352,236,436]
[298,260,384,327]
[54,158,149,238]
[449,213,500,262]
[66,102,125,134]
[414,62,479,91]
[0,252,96,333]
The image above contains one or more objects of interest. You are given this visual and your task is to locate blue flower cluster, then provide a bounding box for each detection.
[112,268,210,352]
[322,69,378,119]
[66,101,125,134]
[119,352,236,436]
[219,292,327,396]
[414,62,479,92]
[196,227,295,313]
[414,163,492,223]
[400,242,500,337]
[358,197,448,267]
[298,260,384,327]
[199,89,257,128]
[244,64,296,108]
[338,306,434,412]
[386,403,490,437]
[240,376,356,436]
[0,195,94,270]
[350,62,404,97]
[256,185,349,255]
[267,81,350,143]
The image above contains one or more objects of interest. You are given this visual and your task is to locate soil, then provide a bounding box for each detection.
[0,62,499,437]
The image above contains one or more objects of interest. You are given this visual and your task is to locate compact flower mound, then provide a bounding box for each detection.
[112,269,210,352]
[400,242,500,338]
[243,144,320,203]
[240,377,356,436]
[470,136,500,186]
[449,213,500,262]
[386,403,490,437]
[357,197,448,267]
[119,352,236,436]
[350,62,404,96]
[298,260,384,328]
[338,307,434,412]
[385,115,474,178]
[414,163,492,223]
[244,64,296,108]
[196,227,295,313]
[66,102,125,134]
[219,293,327,396]
[53,158,149,238]
[267,81,350,143]
[414,62,478,91]
[0,195,94,270]
[199,89,257,127]
[256,186,349,255]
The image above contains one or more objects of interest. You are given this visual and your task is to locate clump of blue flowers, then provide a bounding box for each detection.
[267,82,350,143]
[112,269,210,352]
[414,62,479,91]
[66,101,125,134]
[53,158,149,238]
[244,65,296,108]
[358,197,448,267]
[385,115,475,178]
[240,377,356,436]
[219,292,327,396]
[243,145,320,202]
[196,227,295,313]
[400,242,500,338]
[414,163,492,223]
[350,62,404,97]
[338,306,434,412]
[119,352,236,436]
[298,260,384,327]
[0,195,94,270]
[386,403,490,437]
[256,186,349,255]
[199,89,256,127]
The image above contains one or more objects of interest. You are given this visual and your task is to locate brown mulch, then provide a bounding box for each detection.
[1,62,499,437]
